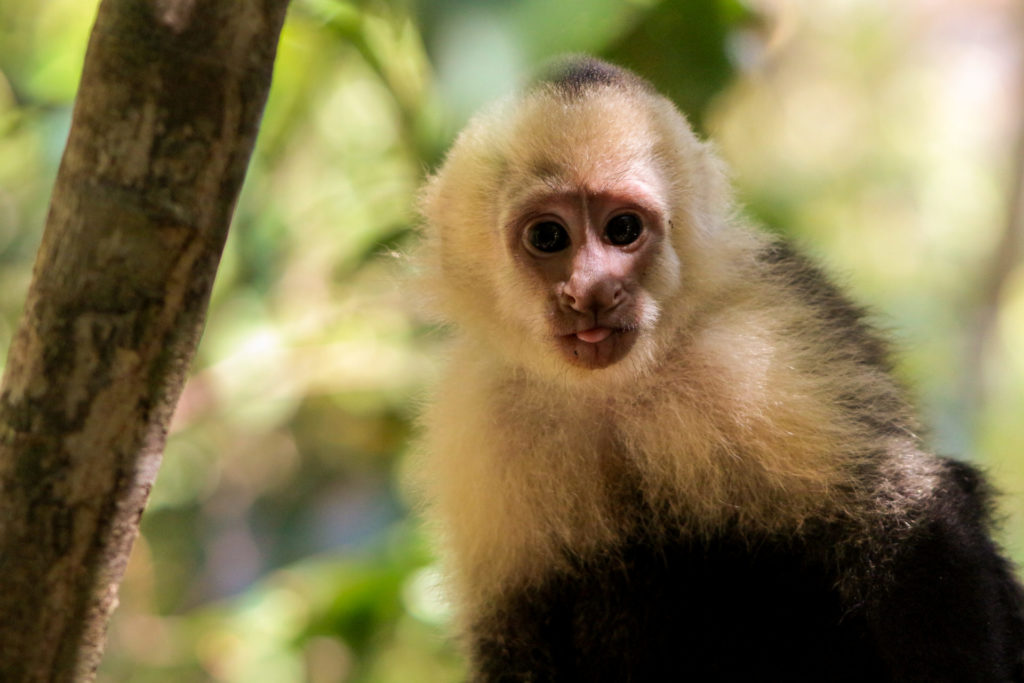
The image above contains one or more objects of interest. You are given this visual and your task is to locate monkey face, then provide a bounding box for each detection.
[504,181,672,370]
[417,81,714,380]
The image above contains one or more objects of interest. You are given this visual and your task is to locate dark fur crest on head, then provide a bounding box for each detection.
[535,55,652,97]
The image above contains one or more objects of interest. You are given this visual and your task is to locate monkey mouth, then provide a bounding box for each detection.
[557,326,638,369]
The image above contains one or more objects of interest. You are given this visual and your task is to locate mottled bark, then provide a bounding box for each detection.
[0,0,290,680]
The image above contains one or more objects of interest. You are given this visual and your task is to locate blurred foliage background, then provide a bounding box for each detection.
[1,0,1023,680]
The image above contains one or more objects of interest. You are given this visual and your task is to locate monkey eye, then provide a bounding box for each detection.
[526,221,570,253]
[605,213,643,246]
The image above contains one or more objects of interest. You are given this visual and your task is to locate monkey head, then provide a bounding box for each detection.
[417,57,735,382]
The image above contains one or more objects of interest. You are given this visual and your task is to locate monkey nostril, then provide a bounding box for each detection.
[560,284,587,312]
[597,283,625,314]
[569,297,591,315]
[610,284,624,306]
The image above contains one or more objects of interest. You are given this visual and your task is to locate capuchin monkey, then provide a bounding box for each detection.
[410,56,1024,681]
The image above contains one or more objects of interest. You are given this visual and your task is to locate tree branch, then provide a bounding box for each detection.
[0,0,290,679]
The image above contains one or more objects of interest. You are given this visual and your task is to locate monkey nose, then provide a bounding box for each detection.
[562,280,625,315]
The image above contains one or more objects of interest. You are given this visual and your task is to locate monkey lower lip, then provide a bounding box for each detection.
[576,327,613,343]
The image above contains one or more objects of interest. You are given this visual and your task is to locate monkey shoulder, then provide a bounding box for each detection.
[752,239,893,371]
[757,240,884,350]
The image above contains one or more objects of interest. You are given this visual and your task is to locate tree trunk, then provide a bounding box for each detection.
[0,0,290,679]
